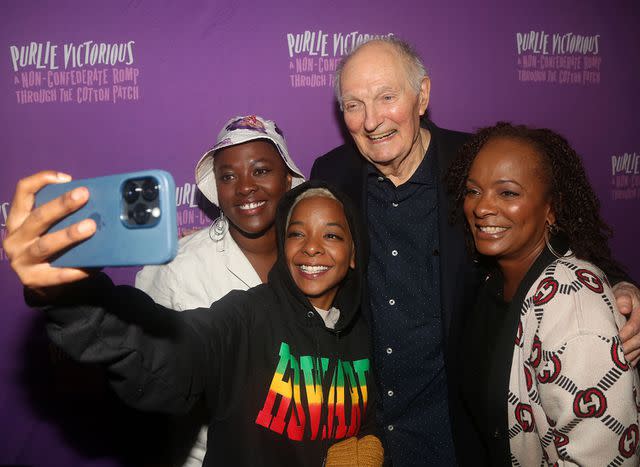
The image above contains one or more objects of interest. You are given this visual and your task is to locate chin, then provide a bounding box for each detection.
[230,221,273,239]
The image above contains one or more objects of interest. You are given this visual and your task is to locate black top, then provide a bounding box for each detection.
[457,241,571,467]
[459,271,512,467]
[31,181,376,467]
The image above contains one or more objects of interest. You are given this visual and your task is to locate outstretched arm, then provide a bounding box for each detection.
[4,171,210,414]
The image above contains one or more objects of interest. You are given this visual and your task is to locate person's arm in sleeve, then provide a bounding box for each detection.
[29,273,211,415]
[135,262,180,309]
[535,282,639,465]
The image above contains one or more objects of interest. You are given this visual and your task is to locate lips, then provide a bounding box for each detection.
[368,129,396,141]
[296,264,331,278]
[477,225,508,234]
[237,201,266,211]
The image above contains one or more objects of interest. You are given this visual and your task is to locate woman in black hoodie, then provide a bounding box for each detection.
[4,177,377,467]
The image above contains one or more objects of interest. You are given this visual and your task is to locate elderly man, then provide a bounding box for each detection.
[310,37,640,465]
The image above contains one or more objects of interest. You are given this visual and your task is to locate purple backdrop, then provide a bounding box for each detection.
[2,1,639,465]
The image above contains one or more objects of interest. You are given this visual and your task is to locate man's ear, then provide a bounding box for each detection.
[286,172,293,190]
[418,76,430,116]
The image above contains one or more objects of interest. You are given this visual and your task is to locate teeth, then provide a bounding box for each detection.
[238,201,266,210]
[299,265,329,274]
[369,130,396,141]
[479,226,507,234]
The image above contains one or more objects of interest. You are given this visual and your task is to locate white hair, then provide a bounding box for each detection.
[334,36,428,110]
[286,188,339,229]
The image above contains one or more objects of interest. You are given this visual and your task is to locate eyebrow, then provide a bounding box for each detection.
[215,158,272,170]
[342,86,398,101]
[288,220,347,230]
[467,178,524,188]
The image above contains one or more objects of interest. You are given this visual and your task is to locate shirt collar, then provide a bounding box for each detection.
[366,132,438,187]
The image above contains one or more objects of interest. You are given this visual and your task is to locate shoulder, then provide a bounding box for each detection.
[310,142,363,180]
[137,229,213,276]
[435,125,471,143]
[135,228,224,302]
[176,227,215,250]
[525,256,620,346]
[427,120,470,144]
[162,228,223,267]
[207,284,277,322]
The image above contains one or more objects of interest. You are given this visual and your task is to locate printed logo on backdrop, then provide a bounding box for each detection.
[611,152,640,201]
[175,182,214,238]
[515,31,601,85]
[286,30,394,88]
[9,40,140,104]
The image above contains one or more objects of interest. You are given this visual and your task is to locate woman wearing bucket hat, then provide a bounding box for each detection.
[135,115,305,466]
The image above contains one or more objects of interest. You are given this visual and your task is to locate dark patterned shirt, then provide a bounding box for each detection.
[366,139,456,465]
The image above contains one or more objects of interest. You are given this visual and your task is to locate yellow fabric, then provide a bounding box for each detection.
[325,435,384,466]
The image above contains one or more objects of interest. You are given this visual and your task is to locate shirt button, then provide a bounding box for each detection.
[388,299,395,305]
[387,390,394,397]
[391,250,398,256]
[387,425,394,431]
[392,202,398,207]
[493,428,501,439]
[433,248,440,256]
[377,176,384,182]
[386,347,393,354]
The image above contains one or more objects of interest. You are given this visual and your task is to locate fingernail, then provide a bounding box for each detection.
[77,219,95,233]
[70,187,86,201]
[57,172,72,182]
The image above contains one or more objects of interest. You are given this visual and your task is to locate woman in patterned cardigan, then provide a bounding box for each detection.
[447,122,639,466]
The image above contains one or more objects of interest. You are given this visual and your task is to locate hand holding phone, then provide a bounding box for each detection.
[3,171,97,289]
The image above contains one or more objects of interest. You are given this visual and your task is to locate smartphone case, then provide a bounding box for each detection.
[35,170,178,267]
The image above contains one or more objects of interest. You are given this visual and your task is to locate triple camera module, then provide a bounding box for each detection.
[121,177,162,228]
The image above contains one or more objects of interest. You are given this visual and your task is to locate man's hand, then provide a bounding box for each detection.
[3,171,96,294]
[616,281,640,366]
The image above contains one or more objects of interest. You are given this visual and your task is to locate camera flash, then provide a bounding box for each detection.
[151,207,161,218]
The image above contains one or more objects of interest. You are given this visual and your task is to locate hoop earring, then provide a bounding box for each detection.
[209,211,229,243]
[544,222,574,259]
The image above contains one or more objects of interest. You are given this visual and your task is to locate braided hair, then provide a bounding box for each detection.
[446,121,626,279]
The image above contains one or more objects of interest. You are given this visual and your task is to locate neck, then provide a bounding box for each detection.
[497,241,546,301]
[382,128,431,186]
[229,225,278,283]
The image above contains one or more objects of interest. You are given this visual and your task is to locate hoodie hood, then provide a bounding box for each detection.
[268,180,367,331]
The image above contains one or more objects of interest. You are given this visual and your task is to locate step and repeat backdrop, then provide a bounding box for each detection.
[1,1,638,465]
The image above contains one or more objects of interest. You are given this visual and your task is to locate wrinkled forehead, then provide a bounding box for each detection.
[341,43,412,89]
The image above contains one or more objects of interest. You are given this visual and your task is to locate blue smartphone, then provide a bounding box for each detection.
[35,170,178,267]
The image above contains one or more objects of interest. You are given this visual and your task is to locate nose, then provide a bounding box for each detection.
[303,236,324,257]
[236,173,258,195]
[363,103,382,133]
[473,192,497,218]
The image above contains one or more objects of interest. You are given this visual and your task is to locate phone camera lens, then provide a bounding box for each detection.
[142,179,159,201]
[124,181,139,203]
[131,203,150,225]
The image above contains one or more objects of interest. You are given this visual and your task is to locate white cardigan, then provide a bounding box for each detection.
[509,254,640,466]
[136,227,261,310]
